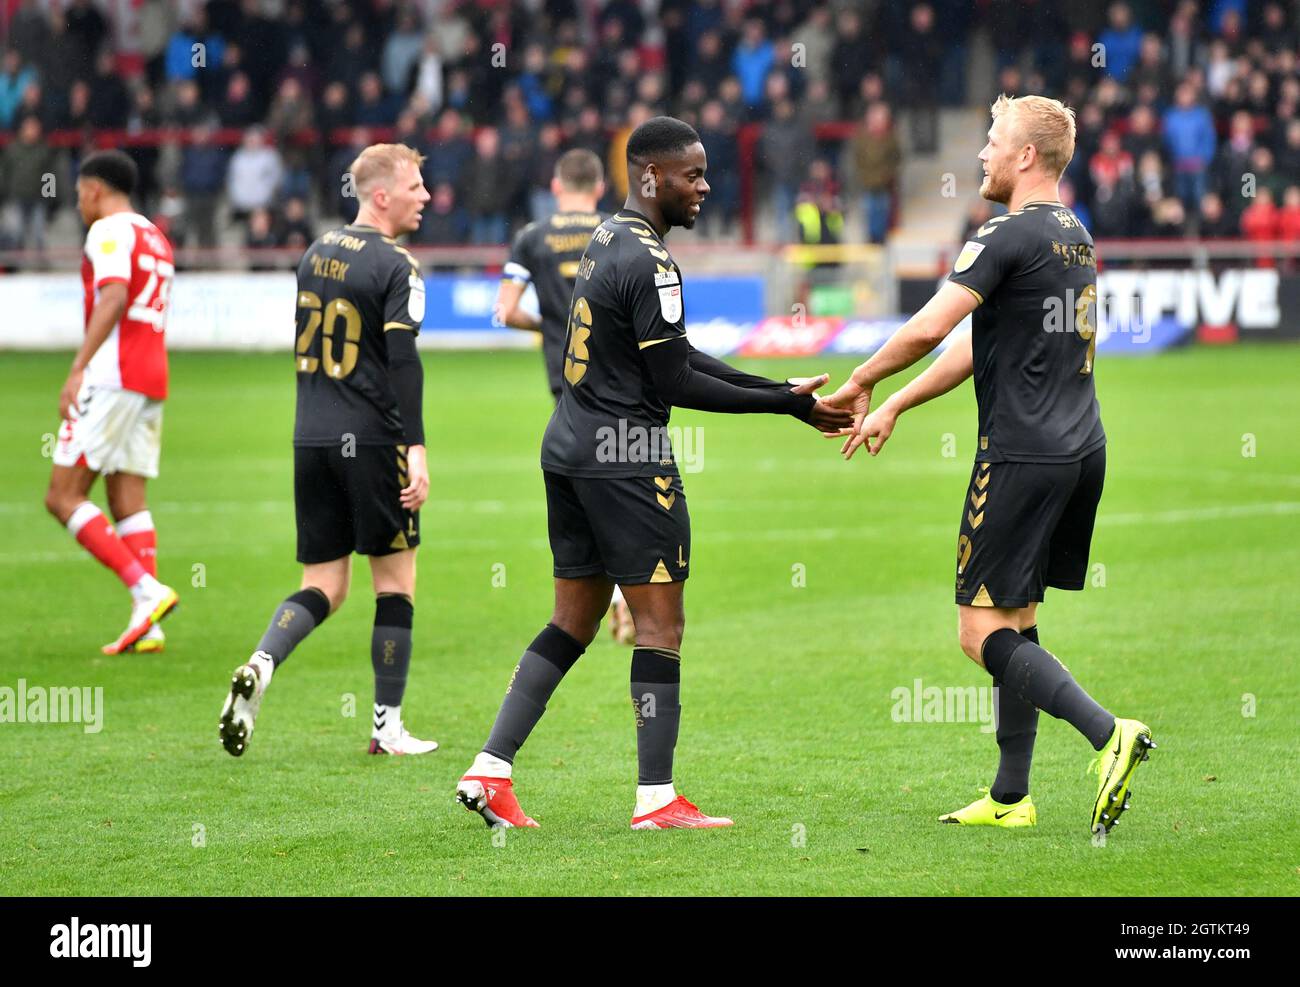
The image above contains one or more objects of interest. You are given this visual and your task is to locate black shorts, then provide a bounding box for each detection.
[294,444,419,564]
[955,446,1105,609]
[544,470,691,584]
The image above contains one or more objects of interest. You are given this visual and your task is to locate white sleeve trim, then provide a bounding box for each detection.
[502,261,532,284]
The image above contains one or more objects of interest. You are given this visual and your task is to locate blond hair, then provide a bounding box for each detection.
[349,143,427,198]
[991,94,1076,178]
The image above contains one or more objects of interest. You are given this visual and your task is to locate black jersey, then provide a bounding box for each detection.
[293,224,425,446]
[541,209,691,478]
[947,201,1106,464]
[504,210,604,395]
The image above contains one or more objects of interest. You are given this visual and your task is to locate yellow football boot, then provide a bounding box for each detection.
[939,789,1037,827]
[1090,718,1155,834]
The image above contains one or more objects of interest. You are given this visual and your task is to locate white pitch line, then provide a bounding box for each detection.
[1101,501,1300,525]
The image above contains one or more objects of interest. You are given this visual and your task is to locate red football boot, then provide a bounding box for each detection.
[630,795,733,830]
[456,775,539,828]
[102,582,178,655]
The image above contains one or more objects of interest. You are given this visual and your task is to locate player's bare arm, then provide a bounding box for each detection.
[824,280,979,457]
[494,279,541,333]
[849,330,974,459]
[59,281,127,420]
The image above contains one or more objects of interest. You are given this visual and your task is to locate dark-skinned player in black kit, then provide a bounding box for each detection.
[456,116,854,829]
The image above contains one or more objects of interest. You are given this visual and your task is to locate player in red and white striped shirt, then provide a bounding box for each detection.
[43,151,179,655]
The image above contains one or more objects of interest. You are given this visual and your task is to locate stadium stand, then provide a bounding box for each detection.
[2,0,1300,267]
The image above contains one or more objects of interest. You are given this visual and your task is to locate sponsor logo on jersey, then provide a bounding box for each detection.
[658,284,682,322]
[954,241,985,273]
[408,273,425,322]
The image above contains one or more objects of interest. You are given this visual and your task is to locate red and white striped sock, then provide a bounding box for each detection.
[67,502,147,589]
[117,510,157,577]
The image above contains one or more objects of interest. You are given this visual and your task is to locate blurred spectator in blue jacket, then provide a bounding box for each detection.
[732,19,775,110]
[0,50,36,129]
[1163,81,1218,211]
[1098,2,1143,83]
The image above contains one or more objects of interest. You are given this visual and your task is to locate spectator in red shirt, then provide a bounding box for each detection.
[1277,185,1300,241]
[1090,131,1134,189]
[1240,187,1280,267]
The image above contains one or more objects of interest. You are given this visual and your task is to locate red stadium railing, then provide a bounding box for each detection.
[737,121,860,244]
[0,125,397,150]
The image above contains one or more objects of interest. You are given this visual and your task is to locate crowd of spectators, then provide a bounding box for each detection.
[1047,0,1300,244]
[1,0,1300,255]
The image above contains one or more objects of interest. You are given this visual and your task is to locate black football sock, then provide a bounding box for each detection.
[483,623,585,763]
[990,624,1039,804]
[372,593,413,713]
[256,587,330,668]
[631,647,682,786]
[982,627,1115,751]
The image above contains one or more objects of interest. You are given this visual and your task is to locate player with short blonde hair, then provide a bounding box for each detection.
[825,95,1154,836]
[348,143,428,199]
[219,144,438,758]
[989,93,1077,180]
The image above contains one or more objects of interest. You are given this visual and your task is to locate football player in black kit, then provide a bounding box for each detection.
[220,144,439,759]
[825,95,1154,836]
[496,149,606,402]
[495,149,639,646]
[456,117,854,829]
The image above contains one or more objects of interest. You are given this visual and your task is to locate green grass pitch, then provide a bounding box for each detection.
[1,345,1297,896]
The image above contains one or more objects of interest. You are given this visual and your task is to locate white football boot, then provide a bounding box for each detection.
[219,651,272,757]
[368,724,439,755]
[368,704,438,755]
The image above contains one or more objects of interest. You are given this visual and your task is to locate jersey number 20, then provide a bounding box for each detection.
[296,291,362,379]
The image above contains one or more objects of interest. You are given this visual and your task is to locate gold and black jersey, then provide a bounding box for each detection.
[947,202,1106,464]
[540,208,688,478]
[503,210,604,396]
[293,224,424,446]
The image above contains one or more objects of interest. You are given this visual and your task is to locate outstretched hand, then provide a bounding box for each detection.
[841,405,897,460]
[788,374,855,433]
[820,378,873,456]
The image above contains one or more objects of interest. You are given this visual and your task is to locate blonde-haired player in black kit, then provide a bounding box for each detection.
[825,95,1154,836]
[219,144,439,758]
[495,149,638,646]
